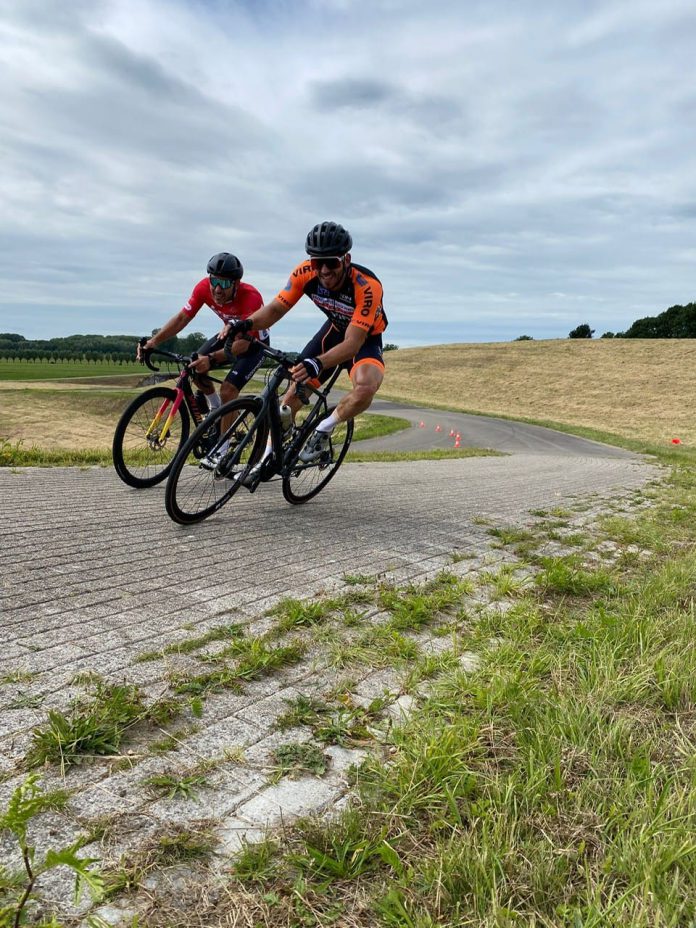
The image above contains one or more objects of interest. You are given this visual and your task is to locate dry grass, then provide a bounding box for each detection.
[382,338,696,446]
[3,339,695,450]
[0,389,132,450]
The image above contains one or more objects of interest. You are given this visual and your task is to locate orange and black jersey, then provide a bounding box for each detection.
[276,261,388,336]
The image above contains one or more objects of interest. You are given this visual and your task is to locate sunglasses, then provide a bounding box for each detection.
[209,276,236,289]
[309,256,344,271]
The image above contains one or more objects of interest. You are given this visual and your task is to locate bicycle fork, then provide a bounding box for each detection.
[147,390,184,443]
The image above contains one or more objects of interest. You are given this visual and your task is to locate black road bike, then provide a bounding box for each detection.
[112,344,222,489]
[164,338,354,524]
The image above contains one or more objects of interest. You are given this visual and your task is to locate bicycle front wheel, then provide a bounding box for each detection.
[165,397,267,524]
[282,408,353,504]
[112,387,190,488]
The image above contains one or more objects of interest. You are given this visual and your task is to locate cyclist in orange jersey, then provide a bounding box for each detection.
[225,221,388,465]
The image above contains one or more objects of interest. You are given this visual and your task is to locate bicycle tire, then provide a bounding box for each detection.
[282,407,353,504]
[165,397,267,525]
[112,386,190,489]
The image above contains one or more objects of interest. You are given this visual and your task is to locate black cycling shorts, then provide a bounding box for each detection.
[197,333,269,391]
[301,321,384,383]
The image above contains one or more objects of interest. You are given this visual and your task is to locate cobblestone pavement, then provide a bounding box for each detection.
[0,449,659,923]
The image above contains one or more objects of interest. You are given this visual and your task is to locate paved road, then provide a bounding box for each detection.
[0,411,659,921]
[358,398,634,456]
[1,448,652,681]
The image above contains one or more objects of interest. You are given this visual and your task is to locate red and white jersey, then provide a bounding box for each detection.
[181,279,266,337]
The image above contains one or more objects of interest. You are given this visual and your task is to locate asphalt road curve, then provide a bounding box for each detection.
[357,398,633,457]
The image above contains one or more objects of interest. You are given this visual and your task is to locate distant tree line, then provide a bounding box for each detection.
[1,331,401,363]
[0,331,205,363]
[515,301,696,342]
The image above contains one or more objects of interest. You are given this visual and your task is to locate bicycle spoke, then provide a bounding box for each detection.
[165,398,265,524]
[282,412,353,504]
[112,387,189,488]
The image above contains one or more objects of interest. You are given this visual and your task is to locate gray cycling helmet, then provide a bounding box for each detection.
[206,253,243,279]
[305,221,352,257]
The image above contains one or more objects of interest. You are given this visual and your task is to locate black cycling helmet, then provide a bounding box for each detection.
[206,252,243,280]
[305,221,352,257]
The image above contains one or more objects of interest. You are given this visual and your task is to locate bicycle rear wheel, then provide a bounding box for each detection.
[165,397,267,524]
[112,387,190,488]
[282,408,353,504]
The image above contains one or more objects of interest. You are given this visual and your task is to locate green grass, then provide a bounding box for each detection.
[0,359,145,380]
[217,450,696,928]
[25,682,178,769]
[352,412,410,442]
[271,742,328,779]
[346,447,501,463]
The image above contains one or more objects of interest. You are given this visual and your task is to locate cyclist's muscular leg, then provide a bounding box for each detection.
[220,382,240,404]
[335,361,383,421]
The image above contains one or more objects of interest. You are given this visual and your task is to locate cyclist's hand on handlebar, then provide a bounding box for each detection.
[225,318,253,339]
[136,337,154,363]
[290,356,323,383]
[190,354,212,375]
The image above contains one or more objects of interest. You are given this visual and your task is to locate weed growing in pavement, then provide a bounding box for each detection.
[267,596,336,632]
[0,670,38,686]
[170,667,243,697]
[480,563,533,600]
[69,671,104,686]
[143,770,209,801]
[170,639,305,698]
[234,641,306,681]
[328,625,420,669]
[231,837,281,883]
[142,753,236,800]
[341,572,375,586]
[7,692,44,710]
[25,682,182,770]
[101,823,217,900]
[26,683,147,768]
[276,695,330,732]
[271,743,328,781]
[135,623,244,663]
[275,691,389,747]
[488,525,537,547]
[536,553,616,597]
[0,775,103,924]
[379,571,473,631]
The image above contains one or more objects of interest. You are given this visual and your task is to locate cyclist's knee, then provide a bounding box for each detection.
[351,382,379,405]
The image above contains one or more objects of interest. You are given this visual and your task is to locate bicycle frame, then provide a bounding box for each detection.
[221,339,345,477]
[141,347,222,444]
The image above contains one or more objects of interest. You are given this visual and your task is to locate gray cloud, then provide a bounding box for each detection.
[1,0,695,347]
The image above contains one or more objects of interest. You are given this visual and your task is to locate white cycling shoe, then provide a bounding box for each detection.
[299,430,331,464]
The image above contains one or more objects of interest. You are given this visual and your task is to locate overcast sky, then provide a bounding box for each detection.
[1,0,695,348]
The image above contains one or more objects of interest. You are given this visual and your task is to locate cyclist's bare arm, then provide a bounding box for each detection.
[138,310,190,358]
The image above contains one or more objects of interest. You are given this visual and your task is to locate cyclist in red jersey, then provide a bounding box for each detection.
[137,253,269,413]
[225,222,388,467]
